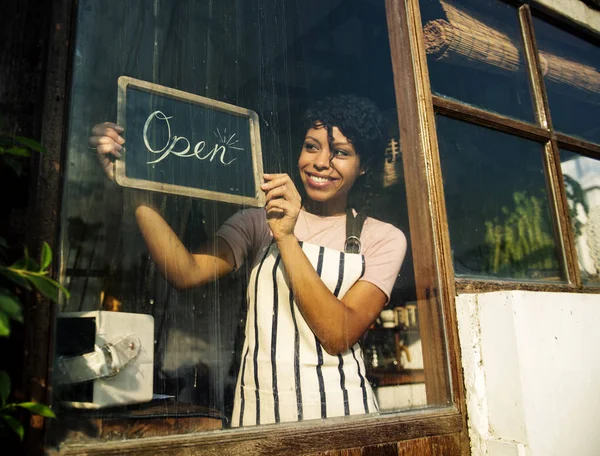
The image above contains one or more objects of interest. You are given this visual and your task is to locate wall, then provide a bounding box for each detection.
[534,0,600,29]
[457,291,600,456]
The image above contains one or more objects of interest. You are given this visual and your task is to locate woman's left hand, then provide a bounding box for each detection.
[262,173,302,242]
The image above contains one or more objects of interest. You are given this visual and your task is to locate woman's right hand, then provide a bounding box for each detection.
[88,122,125,180]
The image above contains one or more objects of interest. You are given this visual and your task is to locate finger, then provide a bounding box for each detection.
[265,197,299,215]
[91,123,125,144]
[96,143,122,159]
[89,135,123,151]
[261,174,295,192]
[264,184,289,202]
[262,173,290,183]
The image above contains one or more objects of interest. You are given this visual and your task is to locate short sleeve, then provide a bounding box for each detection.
[359,219,407,301]
[216,208,271,271]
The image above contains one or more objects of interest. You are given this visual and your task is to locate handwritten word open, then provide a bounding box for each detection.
[143,111,240,165]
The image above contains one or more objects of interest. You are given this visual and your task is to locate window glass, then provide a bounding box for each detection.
[50,0,435,445]
[533,16,600,145]
[436,114,563,281]
[420,0,535,123]
[560,150,600,285]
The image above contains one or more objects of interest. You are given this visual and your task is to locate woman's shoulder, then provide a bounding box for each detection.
[362,217,407,253]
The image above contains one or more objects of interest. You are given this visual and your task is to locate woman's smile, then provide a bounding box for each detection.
[305,171,338,188]
[298,124,363,215]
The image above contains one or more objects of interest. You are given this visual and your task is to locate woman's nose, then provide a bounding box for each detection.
[314,149,332,169]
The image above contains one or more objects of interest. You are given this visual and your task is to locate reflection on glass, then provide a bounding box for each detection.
[51,0,432,445]
[532,17,600,145]
[560,150,600,285]
[436,115,563,281]
[420,0,535,122]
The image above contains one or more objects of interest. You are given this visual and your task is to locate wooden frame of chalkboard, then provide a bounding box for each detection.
[115,76,265,207]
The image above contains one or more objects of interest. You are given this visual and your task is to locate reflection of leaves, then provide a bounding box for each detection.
[563,174,588,238]
[484,191,559,278]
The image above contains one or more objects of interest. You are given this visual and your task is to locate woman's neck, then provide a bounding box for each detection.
[303,199,347,217]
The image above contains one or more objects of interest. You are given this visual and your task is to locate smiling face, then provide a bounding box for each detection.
[298,124,364,215]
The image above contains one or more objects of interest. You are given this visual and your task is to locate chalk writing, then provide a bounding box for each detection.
[142,110,240,166]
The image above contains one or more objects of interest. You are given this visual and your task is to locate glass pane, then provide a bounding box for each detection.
[49,0,444,446]
[420,0,535,122]
[532,16,600,145]
[436,115,563,281]
[560,150,600,285]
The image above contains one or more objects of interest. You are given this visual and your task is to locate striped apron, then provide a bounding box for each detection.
[231,241,378,427]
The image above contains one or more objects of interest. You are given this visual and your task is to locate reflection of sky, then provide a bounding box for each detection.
[533,16,600,145]
[436,115,560,277]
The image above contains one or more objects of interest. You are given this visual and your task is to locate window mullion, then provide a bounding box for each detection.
[385,0,460,408]
[519,4,581,286]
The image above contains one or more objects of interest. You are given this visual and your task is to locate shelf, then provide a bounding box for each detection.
[367,368,425,387]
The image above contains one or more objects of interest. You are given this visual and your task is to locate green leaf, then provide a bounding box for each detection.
[13,136,44,153]
[0,312,10,337]
[4,147,31,157]
[40,242,52,270]
[11,256,39,272]
[0,371,10,406]
[0,292,23,323]
[1,414,24,440]
[0,268,31,290]
[25,276,58,302]
[16,402,56,418]
[24,275,70,302]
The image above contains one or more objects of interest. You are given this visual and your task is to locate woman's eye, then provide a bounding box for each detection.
[304,143,318,151]
[334,149,349,157]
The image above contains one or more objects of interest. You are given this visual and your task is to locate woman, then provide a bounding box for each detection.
[90,95,407,426]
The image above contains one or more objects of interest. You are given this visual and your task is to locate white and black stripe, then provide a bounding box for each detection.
[232,242,377,427]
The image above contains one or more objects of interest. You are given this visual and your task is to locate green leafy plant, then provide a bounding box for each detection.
[484,191,559,278]
[0,133,45,177]
[0,132,66,440]
[0,240,69,440]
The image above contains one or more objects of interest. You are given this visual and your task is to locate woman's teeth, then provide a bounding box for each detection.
[309,175,330,183]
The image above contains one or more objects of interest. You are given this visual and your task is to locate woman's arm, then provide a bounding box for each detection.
[90,122,235,290]
[262,174,403,355]
[135,205,235,290]
[276,235,389,355]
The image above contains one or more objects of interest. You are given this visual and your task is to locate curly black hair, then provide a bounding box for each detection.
[301,95,385,171]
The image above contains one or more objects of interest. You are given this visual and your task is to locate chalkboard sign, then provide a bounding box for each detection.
[115,77,265,207]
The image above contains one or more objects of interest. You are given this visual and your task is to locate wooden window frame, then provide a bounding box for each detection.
[28,0,473,454]
[419,0,600,295]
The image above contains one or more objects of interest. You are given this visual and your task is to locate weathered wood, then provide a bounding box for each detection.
[385,0,454,408]
[555,133,600,157]
[49,410,463,455]
[432,96,551,142]
[455,277,600,294]
[22,0,74,455]
[520,5,582,286]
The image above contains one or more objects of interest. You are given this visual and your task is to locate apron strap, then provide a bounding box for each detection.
[344,208,366,254]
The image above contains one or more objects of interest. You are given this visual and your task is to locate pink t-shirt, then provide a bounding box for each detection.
[216,208,406,300]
